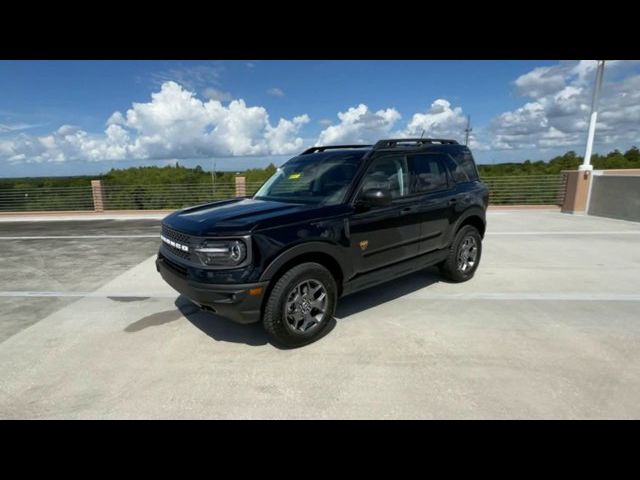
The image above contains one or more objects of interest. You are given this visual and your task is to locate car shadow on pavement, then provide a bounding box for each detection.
[335,268,442,320]
[176,295,337,349]
[126,269,441,346]
[175,295,272,347]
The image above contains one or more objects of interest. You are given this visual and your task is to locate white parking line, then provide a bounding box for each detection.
[488,231,640,235]
[0,291,175,298]
[0,234,159,240]
[405,292,640,301]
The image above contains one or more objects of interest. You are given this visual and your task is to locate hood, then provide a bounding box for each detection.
[162,198,315,236]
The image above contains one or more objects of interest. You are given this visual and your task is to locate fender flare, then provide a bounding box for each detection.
[447,207,487,243]
[259,241,350,282]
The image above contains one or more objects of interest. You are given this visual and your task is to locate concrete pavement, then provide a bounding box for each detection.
[1,211,639,418]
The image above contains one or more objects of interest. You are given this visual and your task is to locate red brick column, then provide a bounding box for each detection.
[235,176,246,197]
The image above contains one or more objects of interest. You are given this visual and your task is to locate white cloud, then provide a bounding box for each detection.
[514,66,566,99]
[317,104,401,145]
[265,115,310,153]
[0,122,40,133]
[202,87,233,102]
[491,60,640,151]
[0,81,310,164]
[267,87,285,97]
[402,99,469,141]
[150,63,223,91]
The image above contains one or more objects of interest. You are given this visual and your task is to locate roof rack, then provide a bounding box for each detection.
[372,138,458,149]
[301,145,372,155]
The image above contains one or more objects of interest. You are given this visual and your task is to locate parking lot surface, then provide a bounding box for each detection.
[1,210,639,419]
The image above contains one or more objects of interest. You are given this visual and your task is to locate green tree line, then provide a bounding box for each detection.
[477,147,640,176]
[1,147,638,190]
[1,148,639,210]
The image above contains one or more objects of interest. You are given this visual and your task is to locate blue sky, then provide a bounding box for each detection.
[1,60,639,177]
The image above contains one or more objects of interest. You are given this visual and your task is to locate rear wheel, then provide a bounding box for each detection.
[263,262,337,348]
[439,225,482,282]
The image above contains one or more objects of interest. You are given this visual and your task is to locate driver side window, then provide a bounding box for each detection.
[359,155,409,201]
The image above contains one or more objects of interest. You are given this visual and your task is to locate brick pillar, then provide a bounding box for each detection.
[91,180,105,212]
[561,170,592,213]
[235,176,246,197]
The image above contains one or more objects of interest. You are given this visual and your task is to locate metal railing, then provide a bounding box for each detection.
[481,174,567,205]
[0,185,95,211]
[102,182,263,210]
[0,175,568,212]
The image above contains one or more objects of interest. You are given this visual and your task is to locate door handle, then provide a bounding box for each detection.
[399,206,415,215]
[448,198,457,205]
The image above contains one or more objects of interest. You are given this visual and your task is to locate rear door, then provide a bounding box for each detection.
[348,154,422,274]
[407,152,457,253]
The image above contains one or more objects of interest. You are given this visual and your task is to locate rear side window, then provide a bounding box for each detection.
[408,154,449,193]
[451,150,479,182]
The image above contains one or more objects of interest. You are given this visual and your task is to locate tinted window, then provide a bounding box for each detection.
[359,155,409,200]
[455,150,479,181]
[408,154,449,193]
[442,154,469,183]
[254,152,362,205]
[442,149,479,183]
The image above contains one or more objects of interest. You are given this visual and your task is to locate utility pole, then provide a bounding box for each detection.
[464,115,472,146]
[580,60,606,171]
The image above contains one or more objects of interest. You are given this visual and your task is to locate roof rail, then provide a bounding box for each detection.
[372,138,459,149]
[301,145,372,155]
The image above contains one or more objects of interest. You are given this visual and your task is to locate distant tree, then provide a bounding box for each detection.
[624,146,640,164]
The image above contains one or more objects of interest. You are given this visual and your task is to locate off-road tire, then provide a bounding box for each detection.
[263,262,337,348]
[439,225,482,283]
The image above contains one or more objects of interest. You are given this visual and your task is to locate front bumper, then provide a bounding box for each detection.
[156,254,268,324]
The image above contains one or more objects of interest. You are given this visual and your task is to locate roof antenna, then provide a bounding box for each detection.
[420,129,425,139]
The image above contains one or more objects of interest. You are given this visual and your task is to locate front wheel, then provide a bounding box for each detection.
[263,262,337,348]
[439,225,482,283]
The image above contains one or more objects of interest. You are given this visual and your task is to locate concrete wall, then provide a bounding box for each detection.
[588,175,640,222]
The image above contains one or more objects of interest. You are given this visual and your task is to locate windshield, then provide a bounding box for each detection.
[254,152,364,205]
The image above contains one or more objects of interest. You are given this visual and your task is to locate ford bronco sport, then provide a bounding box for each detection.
[157,138,488,347]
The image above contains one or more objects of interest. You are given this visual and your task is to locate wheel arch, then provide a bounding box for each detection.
[454,207,486,238]
[260,242,347,295]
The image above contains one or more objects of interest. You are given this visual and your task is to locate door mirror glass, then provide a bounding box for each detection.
[360,188,392,207]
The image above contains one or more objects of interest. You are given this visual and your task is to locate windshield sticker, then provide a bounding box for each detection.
[288,173,302,179]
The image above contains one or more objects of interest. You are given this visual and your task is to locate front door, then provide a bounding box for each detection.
[348,154,422,275]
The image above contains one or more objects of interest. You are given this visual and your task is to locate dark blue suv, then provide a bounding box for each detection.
[157,138,488,347]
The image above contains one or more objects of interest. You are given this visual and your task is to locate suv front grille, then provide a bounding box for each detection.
[161,225,192,260]
[159,253,188,277]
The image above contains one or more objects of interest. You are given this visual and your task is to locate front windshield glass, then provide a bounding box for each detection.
[254,152,364,205]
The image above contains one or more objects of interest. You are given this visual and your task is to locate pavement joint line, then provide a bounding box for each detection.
[1,291,640,301]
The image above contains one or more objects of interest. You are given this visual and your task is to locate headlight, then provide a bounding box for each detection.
[194,239,248,267]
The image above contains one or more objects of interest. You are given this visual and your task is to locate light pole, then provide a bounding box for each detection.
[464,115,472,146]
[580,60,606,171]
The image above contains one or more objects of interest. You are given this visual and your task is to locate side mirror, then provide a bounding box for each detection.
[360,188,392,207]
